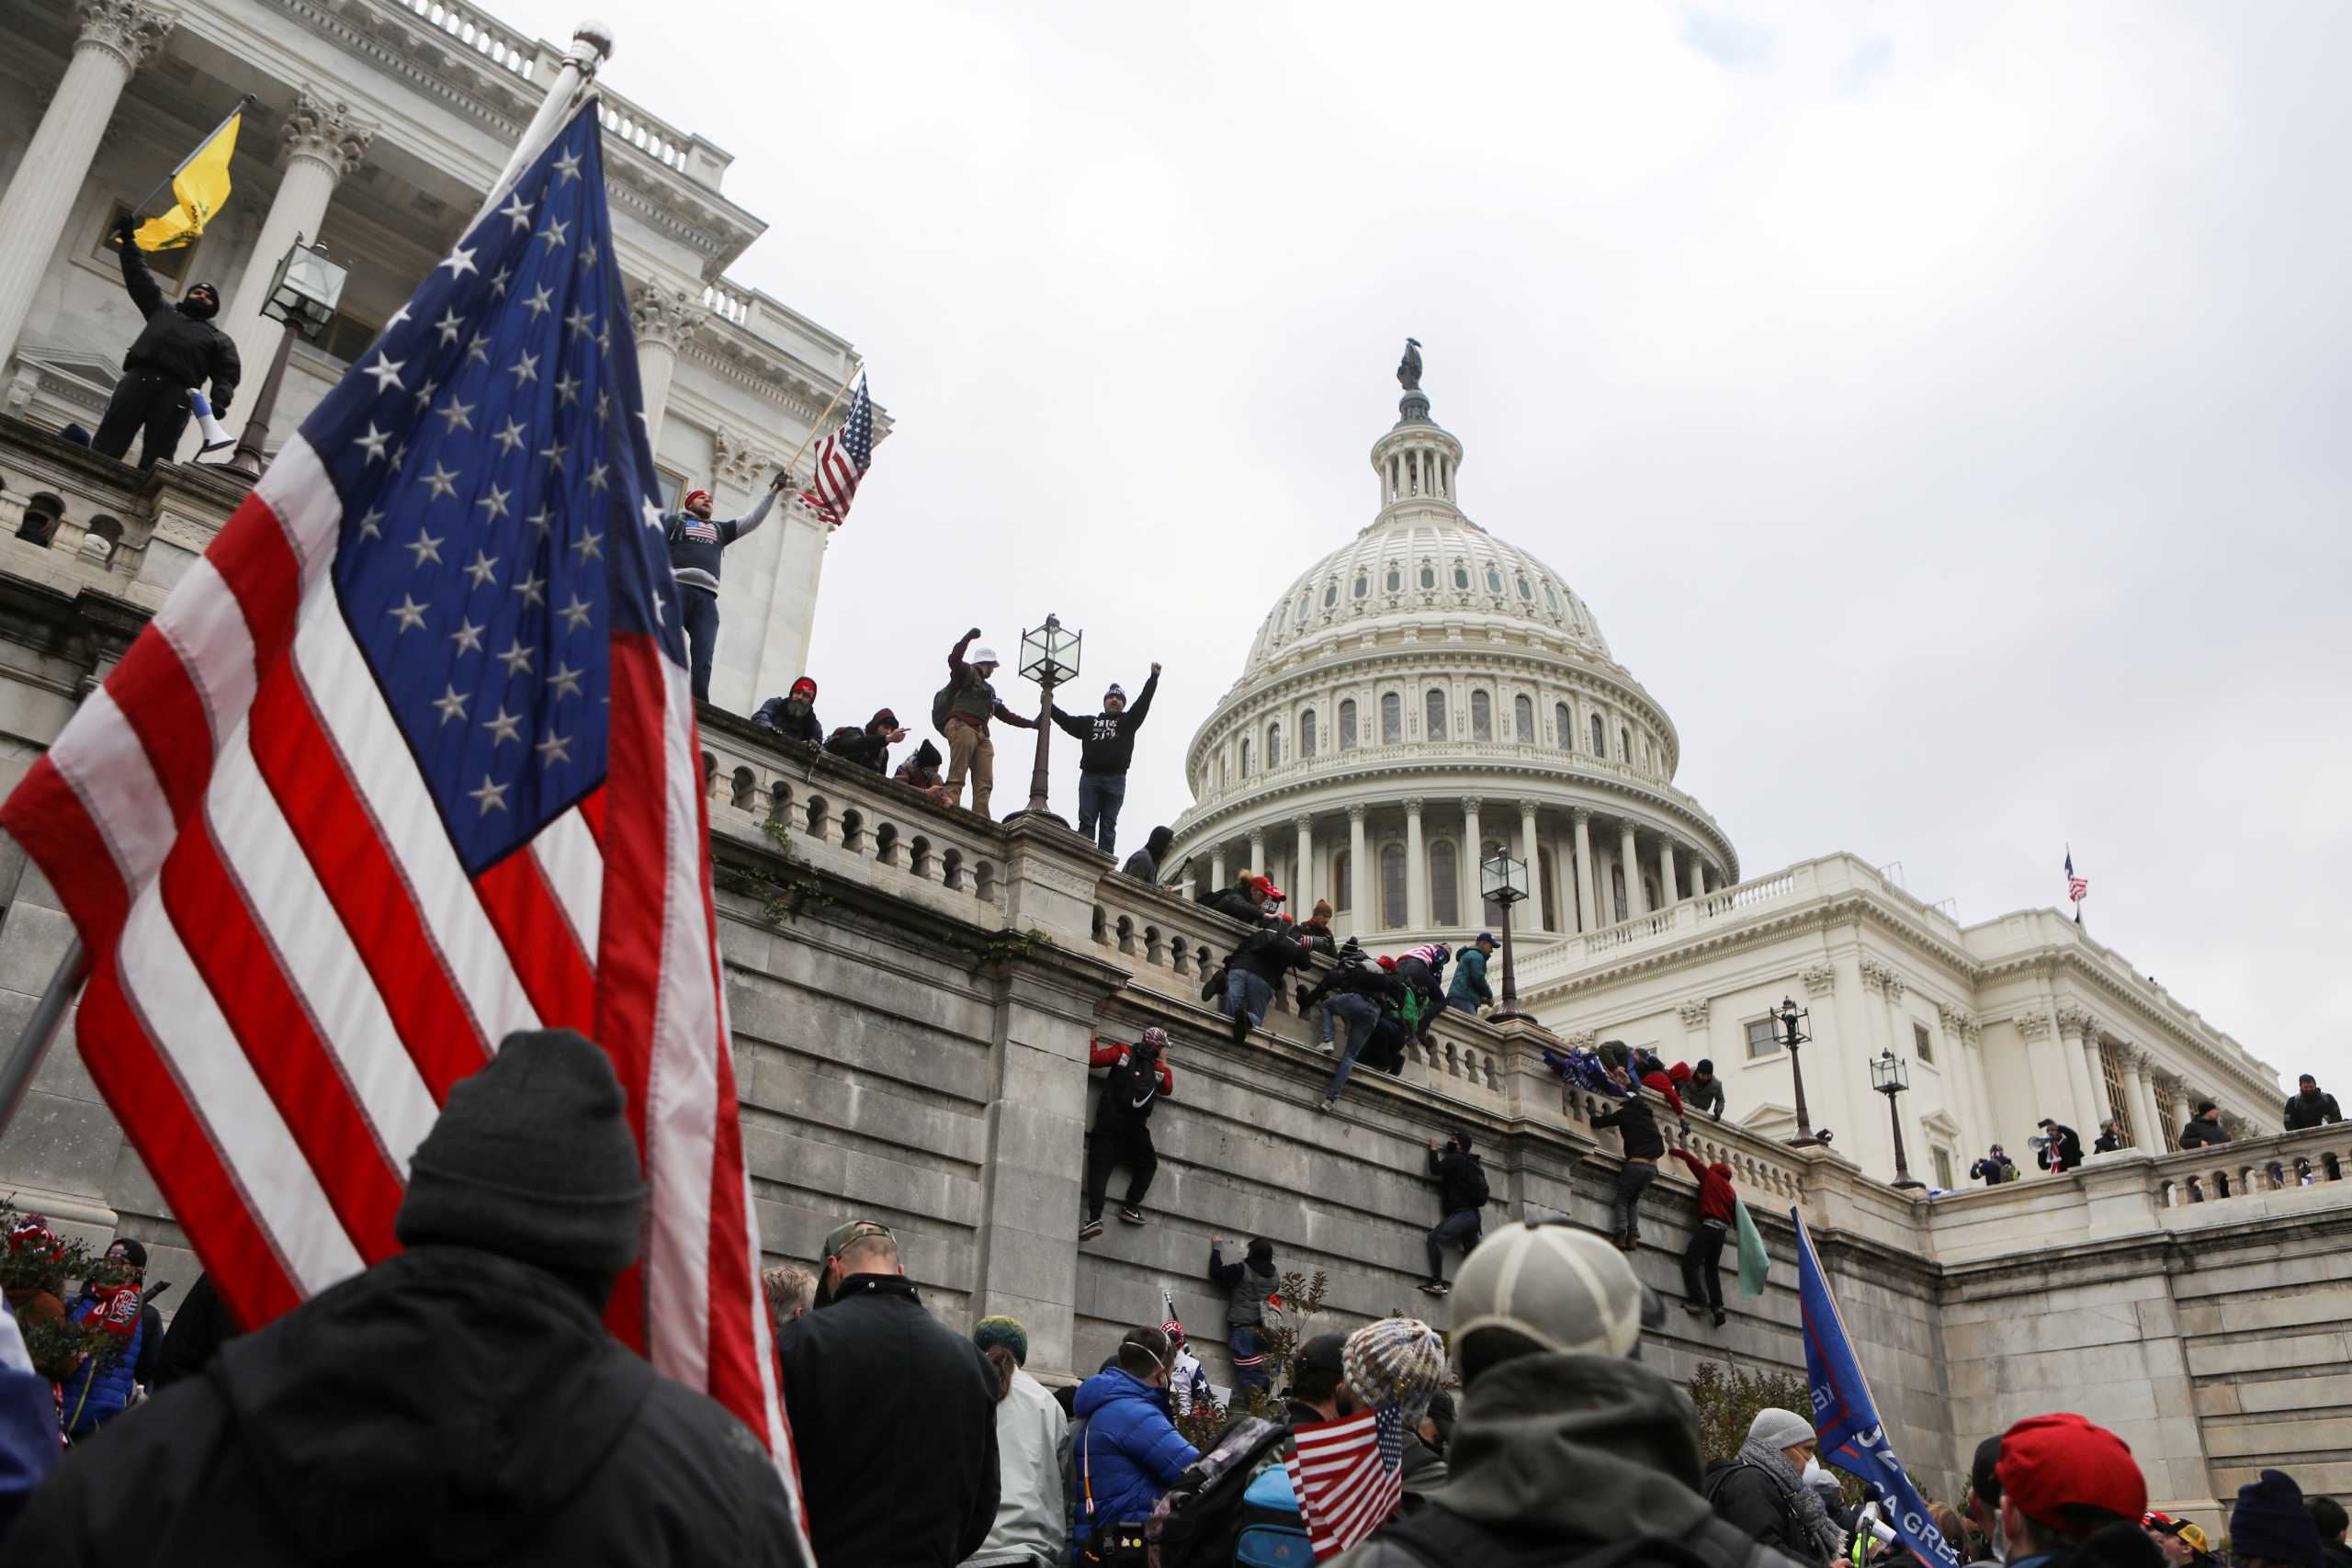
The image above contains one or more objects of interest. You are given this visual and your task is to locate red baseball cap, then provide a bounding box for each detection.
[1996,1414,2146,1529]
[1248,874,1285,900]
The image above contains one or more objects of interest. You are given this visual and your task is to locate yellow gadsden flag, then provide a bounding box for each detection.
[132,107,243,252]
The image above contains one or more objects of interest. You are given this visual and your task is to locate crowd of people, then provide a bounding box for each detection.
[1962,1073,2342,1193]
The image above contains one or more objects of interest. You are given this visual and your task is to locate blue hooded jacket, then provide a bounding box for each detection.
[59,1292,142,1437]
[1073,1367,1198,1541]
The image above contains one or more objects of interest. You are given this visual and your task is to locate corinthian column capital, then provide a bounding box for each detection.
[629,280,705,353]
[281,90,376,178]
[76,0,176,73]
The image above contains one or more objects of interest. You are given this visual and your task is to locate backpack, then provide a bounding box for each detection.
[1144,1415,1303,1568]
[1458,1156,1490,1209]
[1375,1503,1769,1568]
[931,680,956,735]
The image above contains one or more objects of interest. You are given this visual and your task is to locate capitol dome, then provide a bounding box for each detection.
[1169,363,1738,952]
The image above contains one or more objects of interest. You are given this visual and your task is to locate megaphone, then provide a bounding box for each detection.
[188,390,234,456]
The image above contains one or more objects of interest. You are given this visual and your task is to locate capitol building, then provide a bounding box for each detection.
[1169,365,2282,1190]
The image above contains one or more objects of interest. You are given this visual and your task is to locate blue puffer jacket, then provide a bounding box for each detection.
[1073,1368,1198,1542]
[59,1292,142,1437]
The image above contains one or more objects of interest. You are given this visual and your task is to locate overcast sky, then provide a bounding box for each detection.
[500,0,2350,1097]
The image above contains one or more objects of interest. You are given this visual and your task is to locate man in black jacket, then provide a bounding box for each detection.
[1049,664,1159,857]
[2179,1101,2231,1149]
[2286,1075,2343,1131]
[780,1219,1000,1567]
[1081,1030,1176,1240]
[823,707,907,773]
[6,1029,802,1566]
[1595,1066,1666,1250]
[1418,1133,1487,1297]
[753,676,823,743]
[2035,1119,2086,1172]
[1222,921,1312,1042]
[93,214,240,470]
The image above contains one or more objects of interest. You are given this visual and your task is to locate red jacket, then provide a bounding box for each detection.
[1669,1148,1736,1224]
[1642,1070,1686,1119]
[1090,1039,1174,1095]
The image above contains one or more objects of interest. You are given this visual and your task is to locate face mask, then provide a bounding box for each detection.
[1804,1459,1828,1487]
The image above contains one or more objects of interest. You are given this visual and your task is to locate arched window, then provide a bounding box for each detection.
[1425,688,1447,741]
[1353,572,1369,600]
[1516,573,1532,600]
[1620,726,1631,761]
[1543,581,1559,612]
[1555,702,1572,750]
[1295,592,1309,624]
[1480,840,1508,926]
[1611,863,1628,922]
[1385,567,1400,592]
[1266,721,1282,767]
[1470,690,1492,741]
[1301,708,1317,758]
[1332,851,1351,913]
[1515,694,1534,743]
[1380,843,1407,929]
[1538,846,1557,931]
[1430,841,1460,927]
[1239,738,1251,776]
[1453,563,1470,590]
[1340,699,1359,750]
[1419,564,1435,590]
[1324,581,1338,608]
[1590,713,1605,754]
[1486,567,1503,594]
[1381,693,1402,744]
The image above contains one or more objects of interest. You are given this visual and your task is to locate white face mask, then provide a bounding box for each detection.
[1803,1459,1829,1487]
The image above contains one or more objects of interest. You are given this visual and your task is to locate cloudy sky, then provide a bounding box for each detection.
[501,0,2350,1095]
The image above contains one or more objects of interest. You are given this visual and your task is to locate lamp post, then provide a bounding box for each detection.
[1010,612,1081,827]
[1775,998,1825,1147]
[1872,1045,1926,1190]
[224,233,348,480]
[1478,847,1532,1023]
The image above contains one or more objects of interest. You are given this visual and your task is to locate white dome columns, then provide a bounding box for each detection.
[1293,815,1315,911]
[1573,810,1600,934]
[1404,798,1428,930]
[1347,806,1369,920]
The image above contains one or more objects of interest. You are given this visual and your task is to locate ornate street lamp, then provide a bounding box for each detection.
[1478,847,1532,1023]
[1775,998,1826,1147]
[1872,1045,1927,1190]
[224,233,348,479]
[1011,612,1081,826]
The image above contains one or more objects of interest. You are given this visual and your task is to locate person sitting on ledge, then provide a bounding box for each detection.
[752,676,823,745]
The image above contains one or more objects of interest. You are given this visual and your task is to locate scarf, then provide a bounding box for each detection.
[1738,1436,1847,1562]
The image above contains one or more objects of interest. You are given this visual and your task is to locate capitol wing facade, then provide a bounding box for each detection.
[1171,369,2281,1191]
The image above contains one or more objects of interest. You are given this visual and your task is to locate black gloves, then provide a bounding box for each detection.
[211,389,232,415]
[113,211,140,246]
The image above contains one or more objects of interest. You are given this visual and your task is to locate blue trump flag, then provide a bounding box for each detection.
[1792,1210,1962,1568]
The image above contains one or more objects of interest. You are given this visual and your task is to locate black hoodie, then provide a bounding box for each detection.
[2,1247,797,1565]
[1122,827,1176,883]
[114,240,241,403]
[1048,671,1158,774]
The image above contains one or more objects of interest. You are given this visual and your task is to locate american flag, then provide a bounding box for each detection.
[797,375,873,525]
[0,104,806,1552]
[1284,1405,1406,1561]
[2065,850,2089,906]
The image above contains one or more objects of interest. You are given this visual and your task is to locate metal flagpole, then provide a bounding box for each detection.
[0,937,85,1139]
[776,362,865,487]
[466,21,615,231]
[130,93,257,221]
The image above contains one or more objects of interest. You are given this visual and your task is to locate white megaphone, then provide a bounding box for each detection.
[188,389,234,456]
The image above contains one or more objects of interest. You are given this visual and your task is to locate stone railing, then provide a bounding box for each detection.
[703,280,752,327]
[390,0,540,80]
[0,416,251,613]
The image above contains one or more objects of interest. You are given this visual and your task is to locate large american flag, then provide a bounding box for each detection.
[797,375,873,525]
[0,105,805,1550]
[1284,1405,1406,1560]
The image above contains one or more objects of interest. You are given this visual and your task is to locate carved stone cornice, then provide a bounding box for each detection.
[629,282,705,354]
[1678,998,1710,1028]
[2013,1011,2052,1043]
[76,0,176,73]
[1801,963,1836,998]
[281,90,375,178]
[1563,1029,1598,1051]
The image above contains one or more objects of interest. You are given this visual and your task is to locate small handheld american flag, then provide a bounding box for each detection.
[1285,1405,1407,1560]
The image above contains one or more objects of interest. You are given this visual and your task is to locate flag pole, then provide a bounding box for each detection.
[777,361,865,485]
[466,21,614,232]
[130,93,256,221]
[0,938,85,1140]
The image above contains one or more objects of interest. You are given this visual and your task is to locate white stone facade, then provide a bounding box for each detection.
[0,0,865,715]
[1171,375,2282,1191]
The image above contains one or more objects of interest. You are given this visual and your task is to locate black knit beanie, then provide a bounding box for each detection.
[395,1029,646,1279]
[2233,1470,2324,1568]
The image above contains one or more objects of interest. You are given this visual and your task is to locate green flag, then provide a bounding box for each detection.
[1735,1199,1770,1298]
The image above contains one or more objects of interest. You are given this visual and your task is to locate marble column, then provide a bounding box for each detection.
[1657,837,1679,907]
[0,0,178,366]
[2055,1006,2103,1134]
[2127,1049,2164,1152]
[1208,847,1227,890]
[1460,796,1483,924]
[1618,821,1644,917]
[218,92,376,426]
[2079,1032,2115,1134]
[1347,805,1368,934]
[630,280,703,452]
[1572,808,1598,933]
[1247,829,1265,878]
[1688,852,1708,898]
[1517,799,1541,923]
[1292,815,1314,912]
[1404,797,1428,930]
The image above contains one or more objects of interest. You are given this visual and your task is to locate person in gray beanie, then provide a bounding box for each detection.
[4,1029,805,1567]
[1705,1408,1847,1564]
[1334,1222,1804,1568]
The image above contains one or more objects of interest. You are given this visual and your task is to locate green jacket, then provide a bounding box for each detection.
[1447,948,1493,1006]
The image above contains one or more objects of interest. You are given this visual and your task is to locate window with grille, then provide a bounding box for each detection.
[1913,1021,1934,1065]
[1515,694,1534,742]
[1747,1018,1781,1058]
[1620,727,1632,761]
[1381,693,1401,744]
[1301,709,1317,758]
[1420,565,1435,589]
[1238,739,1250,776]
[1430,841,1460,926]
[1555,702,1571,750]
[1590,713,1605,753]
[1266,722,1281,767]
[1425,689,1447,741]
[2154,1083,2180,1151]
[2099,1042,2135,1146]
[1470,691,1492,740]
[1380,843,1406,928]
[1340,700,1358,750]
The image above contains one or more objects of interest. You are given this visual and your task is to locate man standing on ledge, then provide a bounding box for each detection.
[940,628,1038,819]
[94,213,240,471]
[663,473,786,703]
[1050,662,1160,857]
